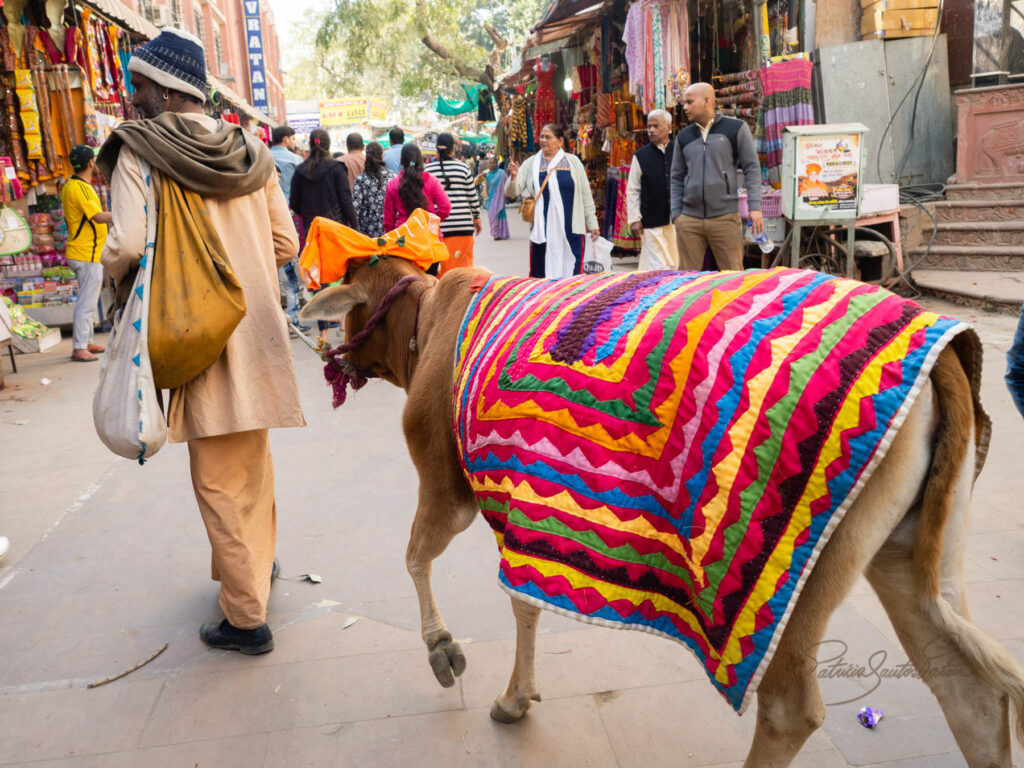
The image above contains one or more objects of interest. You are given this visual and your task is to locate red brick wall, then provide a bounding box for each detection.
[113,0,285,122]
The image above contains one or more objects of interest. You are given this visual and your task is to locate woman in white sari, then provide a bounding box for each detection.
[506,124,599,278]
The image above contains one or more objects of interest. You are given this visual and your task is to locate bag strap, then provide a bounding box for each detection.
[535,166,554,199]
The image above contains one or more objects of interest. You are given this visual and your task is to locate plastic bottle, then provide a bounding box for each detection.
[746,222,774,254]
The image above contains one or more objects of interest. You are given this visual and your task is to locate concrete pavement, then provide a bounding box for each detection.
[2,217,1024,767]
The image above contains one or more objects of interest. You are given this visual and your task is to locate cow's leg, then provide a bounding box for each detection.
[406,498,477,688]
[491,596,543,723]
[866,433,1015,766]
[867,550,1012,764]
[743,383,935,767]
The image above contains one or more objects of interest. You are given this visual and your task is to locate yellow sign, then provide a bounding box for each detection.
[320,97,388,125]
[368,99,387,122]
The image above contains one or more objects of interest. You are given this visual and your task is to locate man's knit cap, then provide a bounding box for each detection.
[128,28,207,104]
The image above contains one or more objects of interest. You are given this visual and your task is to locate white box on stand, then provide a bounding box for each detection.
[860,184,900,215]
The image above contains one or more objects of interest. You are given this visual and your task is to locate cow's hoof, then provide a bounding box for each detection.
[427,634,466,688]
[490,692,541,723]
[490,700,526,723]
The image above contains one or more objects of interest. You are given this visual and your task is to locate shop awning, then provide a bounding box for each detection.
[531,0,606,33]
[521,1,606,59]
[209,75,278,127]
[76,0,159,40]
[75,0,276,126]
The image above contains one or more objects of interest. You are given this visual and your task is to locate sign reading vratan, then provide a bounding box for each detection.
[243,0,268,111]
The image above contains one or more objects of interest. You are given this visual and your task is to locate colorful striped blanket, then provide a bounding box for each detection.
[452,268,977,712]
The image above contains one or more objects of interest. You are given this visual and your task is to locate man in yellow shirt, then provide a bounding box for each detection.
[62,145,112,362]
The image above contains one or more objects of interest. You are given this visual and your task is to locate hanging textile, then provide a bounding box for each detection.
[623,2,645,100]
[510,95,528,150]
[612,166,640,250]
[650,4,665,111]
[435,83,486,116]
[756,59,814,186]
[477,87,495,122]
[663,0,689,106]
[533,60,556,137]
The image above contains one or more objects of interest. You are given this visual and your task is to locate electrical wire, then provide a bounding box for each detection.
[873,0,946,185]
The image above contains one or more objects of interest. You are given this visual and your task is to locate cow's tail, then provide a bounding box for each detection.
[914,345,1024,745]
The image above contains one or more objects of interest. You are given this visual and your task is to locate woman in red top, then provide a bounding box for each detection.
[384,143,451,275]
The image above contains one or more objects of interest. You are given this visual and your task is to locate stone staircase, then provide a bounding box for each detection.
[909,182,1024,271]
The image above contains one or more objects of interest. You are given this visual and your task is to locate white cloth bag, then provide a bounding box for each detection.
[92,159,167,462]
[581,236,614,275]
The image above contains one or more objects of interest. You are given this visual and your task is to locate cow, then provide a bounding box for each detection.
[299,257,1024,767]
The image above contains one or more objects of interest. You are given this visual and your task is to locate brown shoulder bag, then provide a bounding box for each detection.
[519,166,556,225]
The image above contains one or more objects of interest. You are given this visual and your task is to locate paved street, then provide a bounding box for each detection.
[2,217,1024,767]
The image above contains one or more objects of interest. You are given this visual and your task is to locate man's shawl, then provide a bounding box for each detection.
[452,268,983,712]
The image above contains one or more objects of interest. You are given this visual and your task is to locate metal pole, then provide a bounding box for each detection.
[1000,0,1012,85]
[846,221,856,277]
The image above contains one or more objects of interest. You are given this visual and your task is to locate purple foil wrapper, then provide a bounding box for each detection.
[857,706,883,728]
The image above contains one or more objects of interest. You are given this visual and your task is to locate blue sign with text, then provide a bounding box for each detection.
[243,0,268,110]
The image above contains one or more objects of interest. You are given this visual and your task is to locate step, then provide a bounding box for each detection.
[912,270,1024,315]
[906,244,1024,271]
[922,219,1024,247]
[934,199,1024,222]
[946,182,1024,201]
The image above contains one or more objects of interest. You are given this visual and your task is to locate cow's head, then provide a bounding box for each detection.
[300,256,432,390]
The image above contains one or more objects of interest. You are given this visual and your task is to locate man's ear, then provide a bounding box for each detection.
[298,284,368,322]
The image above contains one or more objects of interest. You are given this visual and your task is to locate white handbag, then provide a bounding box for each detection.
[92,159,167,463]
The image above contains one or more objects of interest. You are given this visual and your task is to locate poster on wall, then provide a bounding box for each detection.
[794,133,861,216]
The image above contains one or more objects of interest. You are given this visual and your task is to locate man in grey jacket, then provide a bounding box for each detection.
[670,83,763,271]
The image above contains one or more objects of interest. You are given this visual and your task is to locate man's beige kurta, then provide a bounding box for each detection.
[101,113,305,442]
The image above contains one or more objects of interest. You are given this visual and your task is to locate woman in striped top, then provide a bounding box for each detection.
[425,132,481,277]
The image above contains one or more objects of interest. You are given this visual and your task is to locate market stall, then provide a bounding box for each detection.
[489,0,926,274]
[0,0,276,350]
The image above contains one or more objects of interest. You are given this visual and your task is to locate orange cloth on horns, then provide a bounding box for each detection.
[299,208,450,289]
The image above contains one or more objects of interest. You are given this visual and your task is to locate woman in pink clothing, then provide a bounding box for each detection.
[384,143,451,274]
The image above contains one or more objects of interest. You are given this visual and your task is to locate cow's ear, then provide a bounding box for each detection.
[299,284,367,322]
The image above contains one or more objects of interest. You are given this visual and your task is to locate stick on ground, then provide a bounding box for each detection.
[87,643,168,689]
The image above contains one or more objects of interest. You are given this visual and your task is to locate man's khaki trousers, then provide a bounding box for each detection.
[188,429,276,629]
[674,212,745,271]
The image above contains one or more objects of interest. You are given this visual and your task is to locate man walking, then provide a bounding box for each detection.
[99,27,305,655]
[270,125,302,198]
[670,82,763,271]
[338,133,365,193]
[269,125,304,327]
[627,109,679,271]
[62,144,113,362]
[383,126,404,173]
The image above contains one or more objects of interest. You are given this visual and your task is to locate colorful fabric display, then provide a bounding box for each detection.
[452,267,983,712]
[757,59,815,186]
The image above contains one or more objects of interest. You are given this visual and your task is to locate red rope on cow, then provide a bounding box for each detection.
[322,274,423,408]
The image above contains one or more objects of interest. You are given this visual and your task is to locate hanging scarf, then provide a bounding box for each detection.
[97,111,274,198]
[530,150,574,279]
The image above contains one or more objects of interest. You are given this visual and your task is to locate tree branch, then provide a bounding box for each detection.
[414,0,497,88]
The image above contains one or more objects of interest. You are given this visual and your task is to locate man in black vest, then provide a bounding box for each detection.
[670,82,763,271]
[627,109,679,270]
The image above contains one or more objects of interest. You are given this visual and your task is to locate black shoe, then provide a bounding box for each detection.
[199,619,274,655]
[271,558,279,585]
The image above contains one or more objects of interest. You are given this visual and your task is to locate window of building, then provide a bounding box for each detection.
[214,30,227,78]
[193,8,205,45]
[169,0,181,23]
